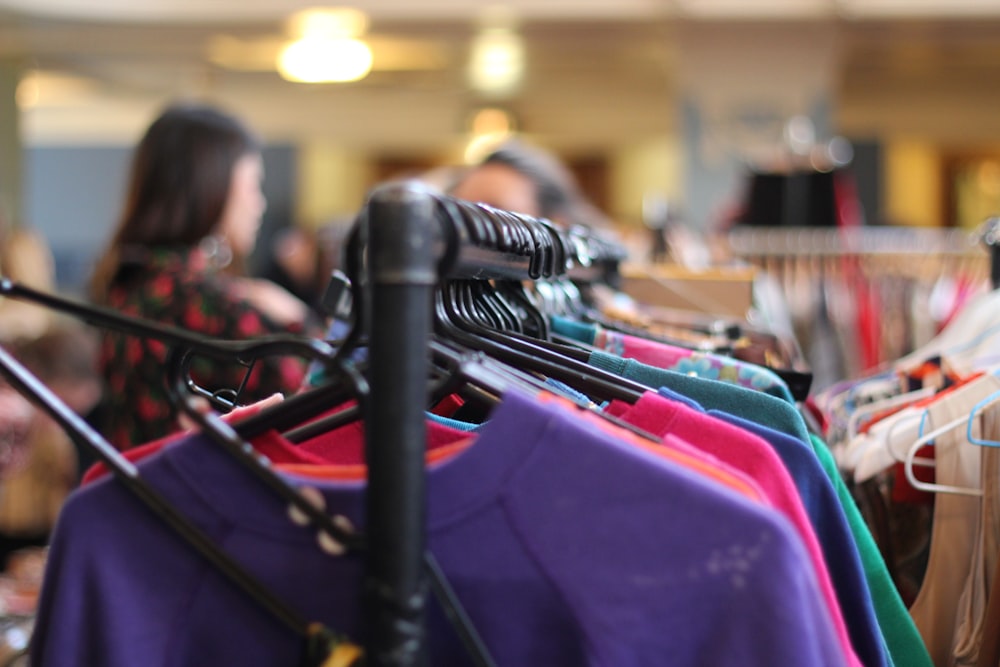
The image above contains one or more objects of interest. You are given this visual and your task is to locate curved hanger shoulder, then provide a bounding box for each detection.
[965,390,1000,447]
[903,413,983,497]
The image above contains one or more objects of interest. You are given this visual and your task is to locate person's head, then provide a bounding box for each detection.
[448,139,610,232]
[450,140,574,221]
[92,102,264,295]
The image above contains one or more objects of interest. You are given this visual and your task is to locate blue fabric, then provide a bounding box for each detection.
[426,412,483,433]
[651,383,891,667]
[707,410,891,667]
[654,386,703,411]
[544,377,598,406]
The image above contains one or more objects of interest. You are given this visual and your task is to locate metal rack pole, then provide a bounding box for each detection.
[363,182,438,666]
[981,216,1000,290]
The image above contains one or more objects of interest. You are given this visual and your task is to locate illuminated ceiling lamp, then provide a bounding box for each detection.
[277,7,373,84]
[467,7,525,97]
[464,106,518,164]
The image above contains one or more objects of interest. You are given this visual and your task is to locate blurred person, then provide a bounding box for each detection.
[449,139,615,234]
[0,325,102,569]
[89,102,321,449]
[0,203,76,571]
[447,139,625,319]
[0,205,56,342]
[257,226,319,309]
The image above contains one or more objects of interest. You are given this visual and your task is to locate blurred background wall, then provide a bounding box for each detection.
[2,0,1000,288]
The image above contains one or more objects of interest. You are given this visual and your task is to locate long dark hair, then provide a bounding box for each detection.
[90,102,260,299]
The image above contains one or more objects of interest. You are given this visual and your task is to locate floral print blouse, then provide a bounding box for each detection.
[97,247,320,449]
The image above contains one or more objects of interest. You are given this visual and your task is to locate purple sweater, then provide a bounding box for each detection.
[31,390,847,666]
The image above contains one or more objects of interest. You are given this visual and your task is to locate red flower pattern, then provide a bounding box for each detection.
[97,247,319,449]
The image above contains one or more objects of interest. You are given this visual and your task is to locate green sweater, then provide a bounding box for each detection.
[809,434,933,667]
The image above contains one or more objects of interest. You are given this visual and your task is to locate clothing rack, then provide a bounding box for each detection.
[725,223,996,388]
[727,225,983,259]
[0,181,624,666]
[359,182,624,665]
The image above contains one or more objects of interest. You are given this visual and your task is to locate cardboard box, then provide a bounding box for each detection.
[618,263,756,319]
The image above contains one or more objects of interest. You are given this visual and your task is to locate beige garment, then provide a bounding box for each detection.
[954,404,1000,666]
[0,416,77,536]
[909,373,1000,667]
[974,551,1000,667]
[0,228,56,342]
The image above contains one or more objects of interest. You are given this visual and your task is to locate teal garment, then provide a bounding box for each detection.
[588,350,811,443]
[549,315,598,345]
[807,435,934,667]
[568,324,795,404]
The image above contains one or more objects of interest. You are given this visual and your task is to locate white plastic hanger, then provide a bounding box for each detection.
[877,367,1000,464]
[851,405,929,482]
[846,386,936,441]
[903,413,984,497]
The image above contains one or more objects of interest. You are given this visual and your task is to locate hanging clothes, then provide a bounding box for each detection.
[815,272,1000,667]
[32,389,852,667]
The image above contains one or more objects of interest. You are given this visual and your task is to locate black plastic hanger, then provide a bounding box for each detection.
[495,280,549,339]
[430,324,668,446]
[0,343,361,667]
[436,281,647,405]
[0,277,337,413]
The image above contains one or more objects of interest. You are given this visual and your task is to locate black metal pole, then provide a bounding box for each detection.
[983,216,1000,290]
[364,182,438,666]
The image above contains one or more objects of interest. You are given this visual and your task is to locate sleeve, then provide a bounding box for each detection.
[29,484,189,667]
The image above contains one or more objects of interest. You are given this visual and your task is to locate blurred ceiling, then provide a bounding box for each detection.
[2,1,1000,153]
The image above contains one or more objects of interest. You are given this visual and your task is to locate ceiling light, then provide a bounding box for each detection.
[278,37,372,83]
[468,7,525,97]
[287,7,368,41]
[277,7,373,84]
[468,28,524,96]
[16,70,95,109]
[463,106,518,164]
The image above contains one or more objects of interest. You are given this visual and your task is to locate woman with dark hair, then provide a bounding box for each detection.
[90,102,319,449]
